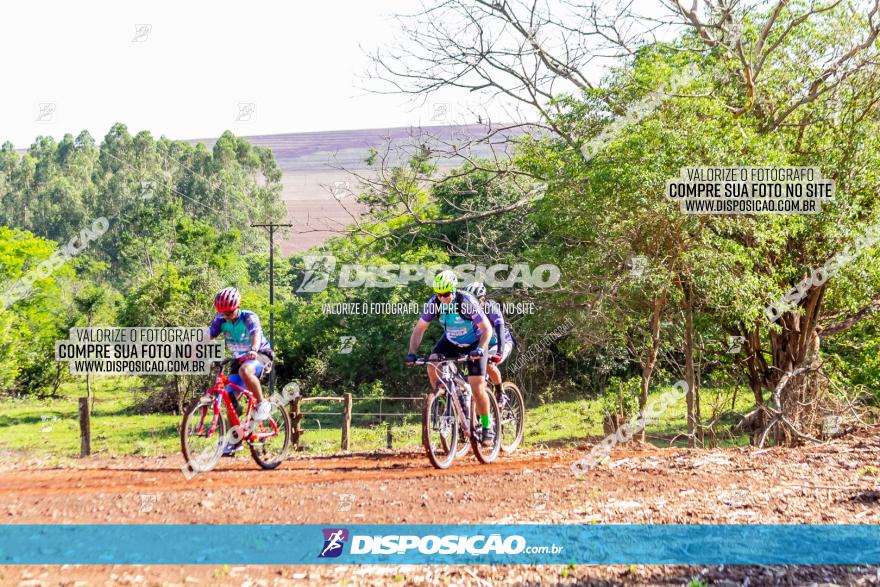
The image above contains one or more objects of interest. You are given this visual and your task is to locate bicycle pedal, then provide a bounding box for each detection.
[222,443,244,457]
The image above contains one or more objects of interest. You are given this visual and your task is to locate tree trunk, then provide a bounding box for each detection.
[174,375,183,414]
[86,314,94,411]
[683,279,697,448]
[695,348,704,447]
[754,285,826,446]
[51,363,64,398]
[741,323,769,444]
[144,243,154,278]
[639,295,665,441]
[772,288,825,444]
[79,397,91,457]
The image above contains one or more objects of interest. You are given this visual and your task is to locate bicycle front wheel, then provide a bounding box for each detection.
[181,395,226,474]
[423,386,459,469]
[248,401,292,470]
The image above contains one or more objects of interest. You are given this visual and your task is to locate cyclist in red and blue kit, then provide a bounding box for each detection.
[209,287,274,426]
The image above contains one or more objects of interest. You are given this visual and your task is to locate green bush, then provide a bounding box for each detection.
[602,376,640,419]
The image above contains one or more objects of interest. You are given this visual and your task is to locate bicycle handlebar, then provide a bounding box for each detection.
[211,357,235,371]
[408,353,499,366]
[409,355,469,366]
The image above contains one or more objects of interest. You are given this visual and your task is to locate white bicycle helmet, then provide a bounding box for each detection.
[463,281,486,298]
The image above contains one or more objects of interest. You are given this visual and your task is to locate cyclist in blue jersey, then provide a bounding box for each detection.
[406,270,496,446]
[209,287,274,428]
[463,281,515,394]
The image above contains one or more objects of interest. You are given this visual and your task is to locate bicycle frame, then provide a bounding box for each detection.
[196,367,279,442]
[425,358,472,435]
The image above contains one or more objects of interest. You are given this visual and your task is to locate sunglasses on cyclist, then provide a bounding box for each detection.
[222,310,237,318]
[435,291,453,300]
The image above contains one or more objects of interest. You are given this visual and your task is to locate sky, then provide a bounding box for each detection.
[0,0,518,147]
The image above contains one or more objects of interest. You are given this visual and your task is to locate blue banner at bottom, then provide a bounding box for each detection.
[0,524,877,565]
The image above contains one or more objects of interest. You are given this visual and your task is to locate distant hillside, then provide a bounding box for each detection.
[14,124,530,253]
[194,124,526,173]
[192,124,529,252]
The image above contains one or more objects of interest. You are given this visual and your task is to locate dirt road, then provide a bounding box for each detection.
[1,428,879,585]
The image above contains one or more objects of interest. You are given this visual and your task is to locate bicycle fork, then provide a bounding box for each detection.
[196,398,222,437]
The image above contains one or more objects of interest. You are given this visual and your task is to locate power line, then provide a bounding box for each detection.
[100,149,227,220]
[163,151,276,224]
[252,221,293,395]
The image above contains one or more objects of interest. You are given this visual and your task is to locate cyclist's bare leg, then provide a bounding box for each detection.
[469,375,489,418]
[426,362,442,390]
[487,363,502,386]
[239,362,265,403]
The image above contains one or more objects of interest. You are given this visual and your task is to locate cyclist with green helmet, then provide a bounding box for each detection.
[406,269,496,446]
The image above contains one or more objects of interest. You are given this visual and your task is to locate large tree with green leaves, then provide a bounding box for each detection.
[365,0,880,445]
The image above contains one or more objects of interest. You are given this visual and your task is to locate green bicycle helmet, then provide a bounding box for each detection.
[432,269,458,294]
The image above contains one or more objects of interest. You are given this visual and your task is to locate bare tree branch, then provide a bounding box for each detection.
[821,298,880,335]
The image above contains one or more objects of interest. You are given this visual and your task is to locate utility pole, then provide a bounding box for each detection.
[252,222,292,395]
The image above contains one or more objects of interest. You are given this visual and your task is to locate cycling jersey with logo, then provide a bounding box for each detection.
[420,291,488,346]
[209,310,272,359]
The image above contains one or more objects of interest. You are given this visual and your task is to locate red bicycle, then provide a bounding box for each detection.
[180,358,291,472]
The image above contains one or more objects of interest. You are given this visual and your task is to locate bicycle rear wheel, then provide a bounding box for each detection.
[248,401,291,470]
[470,390,502,464]
[498,382,525,453]
[423,386,459,469]
[181,395,226,473]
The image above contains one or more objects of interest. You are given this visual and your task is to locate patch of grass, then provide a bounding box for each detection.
[298,420,422,454]
[523,385,756,450]
[0,378,759,457]
[0,377,179,457]
[637,384,757,449]
[525,399,602,447]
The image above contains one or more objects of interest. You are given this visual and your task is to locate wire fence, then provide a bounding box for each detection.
[290,394,425,451]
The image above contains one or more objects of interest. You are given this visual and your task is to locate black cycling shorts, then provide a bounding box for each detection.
[430,336,488,377]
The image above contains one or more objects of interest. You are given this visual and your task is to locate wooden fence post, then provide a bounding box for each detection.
[78,397,91,457]
[291,397,303,450]
[386,424,393,449]
[341,393,352,451]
